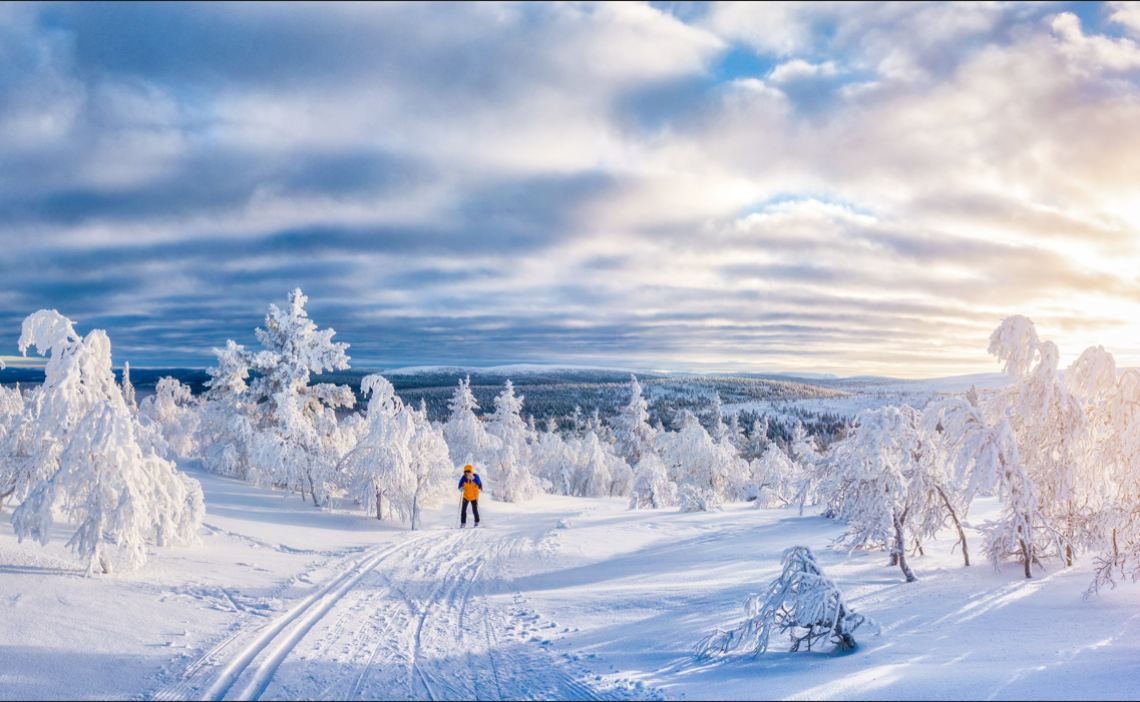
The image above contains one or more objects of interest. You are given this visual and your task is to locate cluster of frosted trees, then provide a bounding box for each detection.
[22,289,1135,594]
[79,289,800,528]
[802,314,1140,594]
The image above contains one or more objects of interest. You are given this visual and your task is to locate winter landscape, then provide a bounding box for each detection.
[5,2,1140,701]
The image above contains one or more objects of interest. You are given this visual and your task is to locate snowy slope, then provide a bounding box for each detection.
[2,463,1139,700]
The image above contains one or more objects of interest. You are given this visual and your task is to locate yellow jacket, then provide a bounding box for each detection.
[459,473,481,501]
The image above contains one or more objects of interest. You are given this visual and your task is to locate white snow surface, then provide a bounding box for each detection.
[2,460,1139,700]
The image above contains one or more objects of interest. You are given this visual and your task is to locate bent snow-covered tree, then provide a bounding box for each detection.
[825,405,968,582]
[927,316,1083,578]
[696,546,871,657]
[9,310,203,575]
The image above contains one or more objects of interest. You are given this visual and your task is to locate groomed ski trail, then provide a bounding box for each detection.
[157,514,632,701]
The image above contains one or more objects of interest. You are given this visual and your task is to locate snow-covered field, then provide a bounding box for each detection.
[3,460,1138,701]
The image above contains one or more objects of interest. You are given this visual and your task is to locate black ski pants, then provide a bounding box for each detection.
[461,498,480,526]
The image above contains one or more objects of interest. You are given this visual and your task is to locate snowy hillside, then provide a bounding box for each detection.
[2,461,1137,700]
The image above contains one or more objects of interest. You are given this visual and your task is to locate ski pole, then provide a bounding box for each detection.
[455,491,463,529]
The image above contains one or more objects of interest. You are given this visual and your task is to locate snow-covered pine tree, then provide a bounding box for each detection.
[569,430,615,497]
[197,340,258,479]
[744,417,769,461]
[403,400,454,530]
[120,361,137,411]
[532,418,573,495]
[709,393,730,444]
[727,412,746,453]
[241,289,355,506]
[9,310,203,574]
[443,376,501,472]
[485,381,539,502]
[790,421,827,514]
[612,375,656,465]
[696,546,871,657]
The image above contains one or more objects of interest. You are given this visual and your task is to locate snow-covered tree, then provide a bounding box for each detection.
[532,419,574,495]
[825,405,968,581]
[696,546,871,657]
[750,443,798,508]
[120,361,137,411]
[612,375,656,465]
[569,431,617,498]
[926,315,1082,578]
[485,381,539,502]
[9,310,203,574]
[789,421,827,513]
[442,376,501,470]
[341,375,452,528]
[658,411,747,512]
[238,289,355,505]
[743,417,769,461]
[1070,355,1140,595]
[197,340,257,479]
[629,451,677,509]
[140,377,200,457]
[0,383,29,507]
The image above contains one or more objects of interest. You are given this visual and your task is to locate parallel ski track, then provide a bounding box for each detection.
[159,514,635,702]
[194,532,434,701]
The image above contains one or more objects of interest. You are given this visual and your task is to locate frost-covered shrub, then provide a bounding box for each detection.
[139,377,200,457]
[9,310,202,575]
[696,546,871,657]
[751,443,798,508]
[677,483,719,513]
[629,452,676,509]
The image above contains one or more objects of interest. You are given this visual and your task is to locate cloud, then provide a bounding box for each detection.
[768,59,839,83]
[1,2,1140,378]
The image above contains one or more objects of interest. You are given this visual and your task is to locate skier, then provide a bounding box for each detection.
[458,464,482,528]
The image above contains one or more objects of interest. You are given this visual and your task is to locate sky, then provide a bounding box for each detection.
[3,1,1140,377]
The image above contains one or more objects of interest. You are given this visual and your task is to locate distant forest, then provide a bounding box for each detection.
[0,366,852,448]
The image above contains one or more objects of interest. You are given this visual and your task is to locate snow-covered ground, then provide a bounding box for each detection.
[2,462,1138,700]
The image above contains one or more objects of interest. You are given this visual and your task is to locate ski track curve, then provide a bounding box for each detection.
[158,517,640,701]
